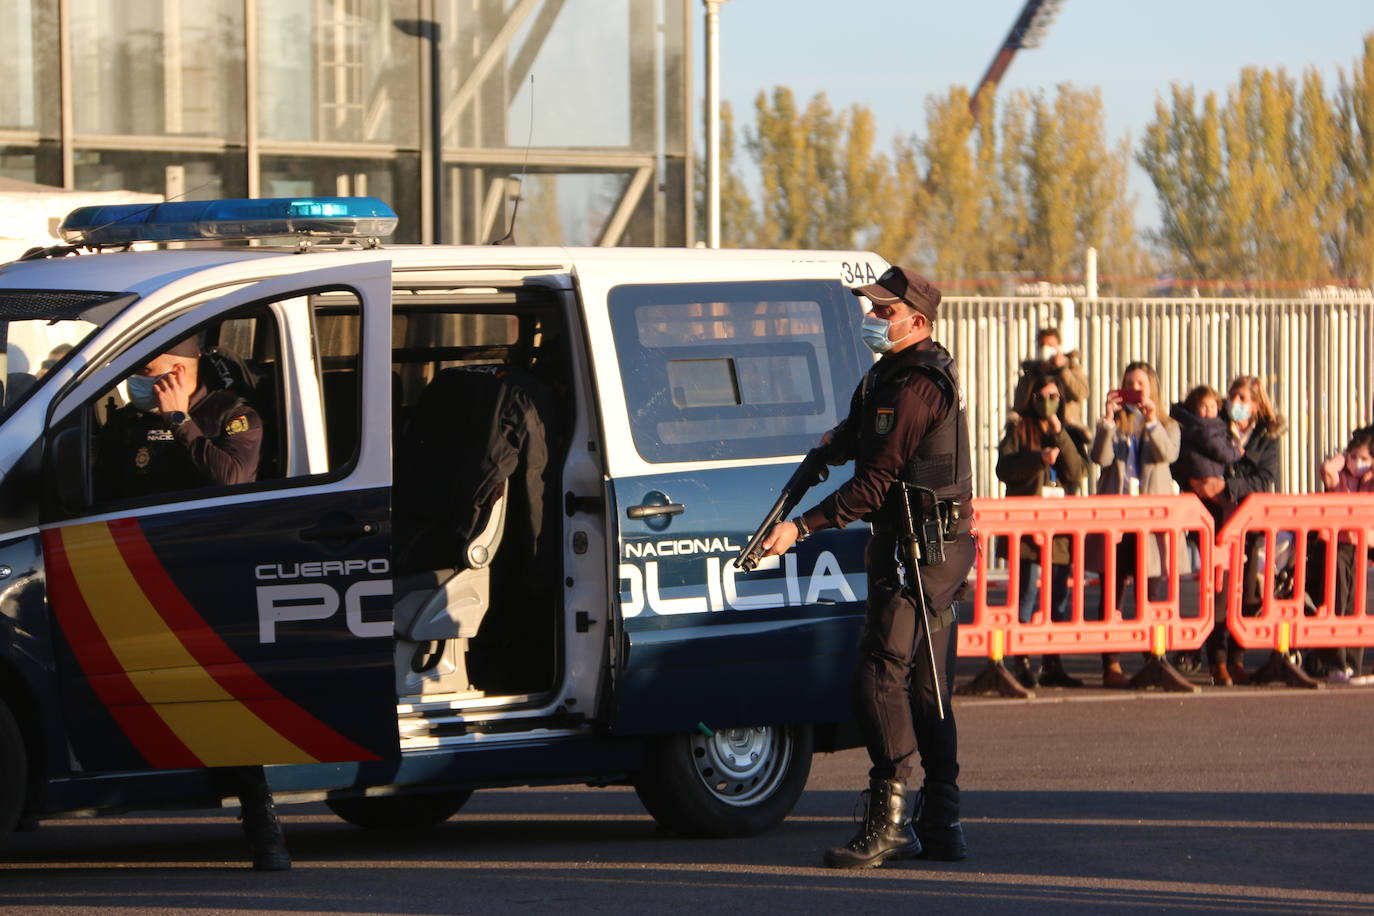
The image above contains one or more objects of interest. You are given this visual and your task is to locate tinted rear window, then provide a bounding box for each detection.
[608,280,866,462]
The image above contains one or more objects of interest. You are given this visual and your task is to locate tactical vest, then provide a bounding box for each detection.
[893,343,973,504]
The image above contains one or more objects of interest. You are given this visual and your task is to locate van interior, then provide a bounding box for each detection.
[313,283,572,711]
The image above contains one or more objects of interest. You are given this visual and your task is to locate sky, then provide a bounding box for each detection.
[695,0,1374,229]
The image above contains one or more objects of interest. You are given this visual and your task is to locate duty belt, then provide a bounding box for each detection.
[868,515,972,538]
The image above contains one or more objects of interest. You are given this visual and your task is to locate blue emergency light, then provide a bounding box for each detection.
[58,197,399,246]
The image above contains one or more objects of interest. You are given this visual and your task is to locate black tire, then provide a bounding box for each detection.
[632,724,813,838]
[325,789,472,830]
[0,701,27,838]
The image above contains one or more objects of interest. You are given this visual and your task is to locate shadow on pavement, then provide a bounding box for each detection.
[1,789,1370,914]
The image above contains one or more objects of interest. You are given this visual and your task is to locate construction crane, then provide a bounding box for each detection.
[969,0,1067,118]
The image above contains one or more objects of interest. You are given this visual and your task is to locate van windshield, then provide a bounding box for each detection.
[0,290,135,423]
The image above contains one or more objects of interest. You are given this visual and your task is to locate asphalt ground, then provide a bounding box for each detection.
[1,674,1371,916]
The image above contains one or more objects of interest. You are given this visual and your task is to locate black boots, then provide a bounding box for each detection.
[1037,654,1083,688]
[913,781,966,861]
[822,778,922,869]
[238,781,291,872]
[1009,655,1037,689]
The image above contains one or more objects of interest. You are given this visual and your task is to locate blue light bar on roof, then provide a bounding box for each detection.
[58,196,399,246]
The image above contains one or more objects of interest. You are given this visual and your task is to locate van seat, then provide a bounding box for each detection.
[390,364,553,697]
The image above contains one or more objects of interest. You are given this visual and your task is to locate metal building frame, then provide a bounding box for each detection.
[17,0,691,246]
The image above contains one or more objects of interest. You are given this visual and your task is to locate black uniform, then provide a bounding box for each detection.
[91,375,284,868]
[94,387,262,501]
[801,338,975,788]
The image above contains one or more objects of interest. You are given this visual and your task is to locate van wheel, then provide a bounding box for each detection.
[632,725,812,838]
[324,790,472,830]
[0,701,27,837]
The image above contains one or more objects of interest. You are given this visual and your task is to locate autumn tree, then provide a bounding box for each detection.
[1137,86,1230,280]
[746,88,889,250]
[1137,44,1374,289]
[1334,33,1374,284]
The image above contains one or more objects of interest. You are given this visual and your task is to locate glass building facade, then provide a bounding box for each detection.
[0,0,693,246]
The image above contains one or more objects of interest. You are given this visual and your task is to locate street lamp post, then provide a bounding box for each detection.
[396,18,443,244]
[704,0,727,249]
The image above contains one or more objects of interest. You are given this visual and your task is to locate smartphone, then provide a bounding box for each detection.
[1117,388,1143,405]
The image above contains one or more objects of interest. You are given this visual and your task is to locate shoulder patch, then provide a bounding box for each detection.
[875,407,894,435]
[225,415,250,435]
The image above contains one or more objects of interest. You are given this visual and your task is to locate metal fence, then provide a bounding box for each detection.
[939,296,1374,498]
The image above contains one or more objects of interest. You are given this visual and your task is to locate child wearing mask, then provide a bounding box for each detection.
[1170,385,1243,527]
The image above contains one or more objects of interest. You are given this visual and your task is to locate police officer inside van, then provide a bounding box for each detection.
[762,267,975,869]
[92,337,287,871]
[94,337,262,500]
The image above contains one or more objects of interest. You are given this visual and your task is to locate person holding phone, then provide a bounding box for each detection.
[1089,362,1180,687]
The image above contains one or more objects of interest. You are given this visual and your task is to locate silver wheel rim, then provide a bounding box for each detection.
[688,726,793,807]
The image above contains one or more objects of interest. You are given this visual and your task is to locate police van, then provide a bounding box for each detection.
[0,197,888,840]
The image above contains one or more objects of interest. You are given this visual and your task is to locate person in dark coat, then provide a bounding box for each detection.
[1192,375,1284,686]
[996,371,1087,688]
[1013,327,1090,429]
[1170,385,1243,522]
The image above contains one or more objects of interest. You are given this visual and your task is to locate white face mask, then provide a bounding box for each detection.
[1347,454,1372,476]
[125,373,161,412]
[860,312,915,354]
[1039,344,1059,363]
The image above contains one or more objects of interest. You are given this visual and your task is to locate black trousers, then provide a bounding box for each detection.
[1207,535,1263,664]
[854,532,974,786]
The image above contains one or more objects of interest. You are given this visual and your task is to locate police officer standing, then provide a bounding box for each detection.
[93,337,288,872]
[761,267,975,869]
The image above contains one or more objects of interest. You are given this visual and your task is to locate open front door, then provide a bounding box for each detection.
[41,259,399,772]
[574,260,876,735]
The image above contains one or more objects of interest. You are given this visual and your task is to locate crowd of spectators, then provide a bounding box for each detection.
[996,327,1371,688]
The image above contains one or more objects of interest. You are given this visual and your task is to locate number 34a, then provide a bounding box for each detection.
[841,261,879,285]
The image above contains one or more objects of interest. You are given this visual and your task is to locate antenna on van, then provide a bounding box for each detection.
[490,75,535,246]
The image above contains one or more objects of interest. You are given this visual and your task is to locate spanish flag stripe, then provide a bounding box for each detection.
[108,518,381,762]
[41,529,202,769]
[59,522,314,766]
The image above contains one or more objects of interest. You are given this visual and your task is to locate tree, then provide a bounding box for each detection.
[1334,34,1374,284]
[1139,58,1349,289]
[1137,85,1230,281]
[746,88,890,250]
[914,87,988,283]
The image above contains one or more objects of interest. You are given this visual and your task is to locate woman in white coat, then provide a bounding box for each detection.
[1090,361,1181,687]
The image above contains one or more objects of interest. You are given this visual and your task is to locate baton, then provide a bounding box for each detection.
[898,485,946,721]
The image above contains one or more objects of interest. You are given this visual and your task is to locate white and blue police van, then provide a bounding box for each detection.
[0,197,889,839]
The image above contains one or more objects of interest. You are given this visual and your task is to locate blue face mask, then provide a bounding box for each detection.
[860,313,914,354]
[126,374,160,412]
[1228,400,1252,424]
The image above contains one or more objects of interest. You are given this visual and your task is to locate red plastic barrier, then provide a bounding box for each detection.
[961,495,1216,662]
[1215,493,1374,653]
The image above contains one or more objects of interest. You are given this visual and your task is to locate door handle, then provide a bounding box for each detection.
[300,517,379,542]
[626,502,685,520]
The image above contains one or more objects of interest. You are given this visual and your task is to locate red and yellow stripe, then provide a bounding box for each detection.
[44,518,382,768]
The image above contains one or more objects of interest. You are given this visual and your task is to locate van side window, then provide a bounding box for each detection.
[311,293,365,472]
[608,280,865,462]
[79,303,285,509]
